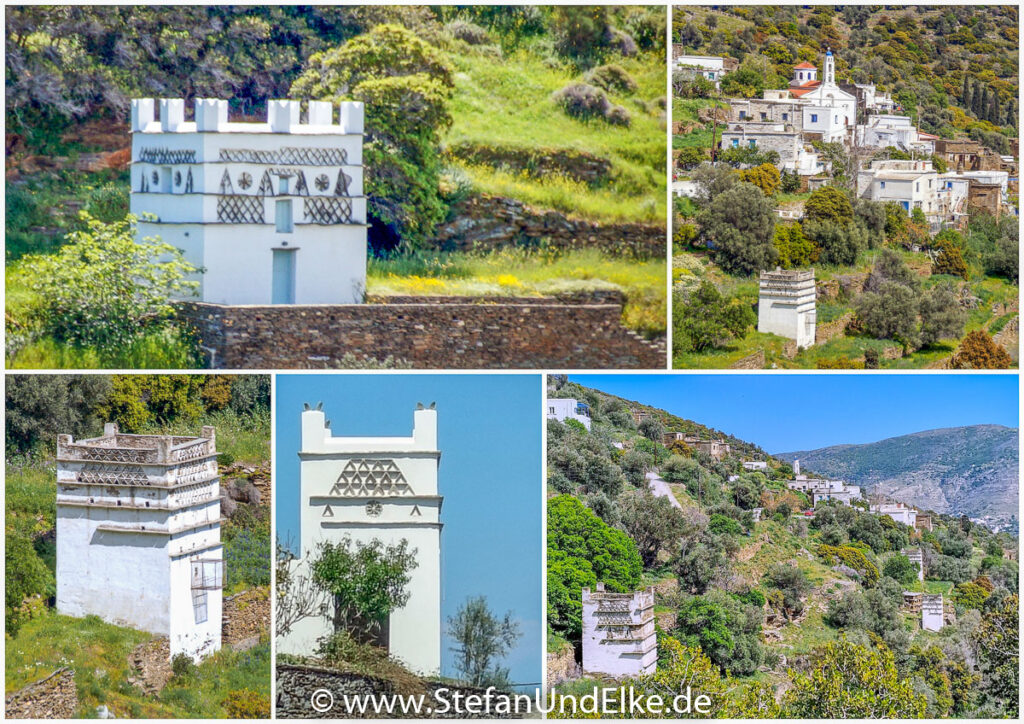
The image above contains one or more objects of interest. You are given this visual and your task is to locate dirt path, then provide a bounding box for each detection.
[646,471,683,509]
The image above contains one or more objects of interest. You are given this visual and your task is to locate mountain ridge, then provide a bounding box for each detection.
[776,424,1019,522]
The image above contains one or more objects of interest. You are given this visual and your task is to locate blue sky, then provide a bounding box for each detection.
[568,374,1019,453]
[277,373,542,688]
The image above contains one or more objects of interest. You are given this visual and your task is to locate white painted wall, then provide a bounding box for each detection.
[758,270,816,348]
[546,398,592,430]
[581,585,657,678]
[921,595,944,631]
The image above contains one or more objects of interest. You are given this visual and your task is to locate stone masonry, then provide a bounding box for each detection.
[178,294,666,369]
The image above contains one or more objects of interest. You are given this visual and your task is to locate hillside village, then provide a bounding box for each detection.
[545,377,1019,718]
[670,6,1018,370]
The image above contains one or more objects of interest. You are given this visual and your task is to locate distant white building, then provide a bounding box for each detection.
[854,84,896,114]
[758,268,816,349]
[547,398,592,430]
[673,54,737,88]
[720,122,822,175]
[856,159,940,219]
[743,461,768,471]
[870,502,918,528]
[130,97,367,305]
[778,51,857,144]
[582,583,656,678]
[856,115,936,154]
[903,548,925,582]
[787,475,861,507]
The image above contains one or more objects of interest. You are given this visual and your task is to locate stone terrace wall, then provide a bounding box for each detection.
[223,587,270,648]
[447,142,612,184]
[431,194,665,259]
[5,668,78,719]
[276,664,529,719]
[178,296,665,370]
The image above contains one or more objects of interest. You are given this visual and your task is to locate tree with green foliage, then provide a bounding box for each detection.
[629,637,729,719]
[766,564,810,620]
[699,182,777,275]
[547,495,641,638]
[933,241,968,279]
[618,492,693,568]
[448,596,520,688]
[952,581,991,610]
[773,223,818,268]
[310,536,418,642]
[5,533,55,635]
[804,186,854,224]
[99,375,206,432]
[854,281,920,348]
[919,282,967,347]
[5,374,111,456]
[784,638,928,717]
[883,553,918,585]
[638,417,665,443]
[802,218,870,266]
[974,594,1019,717]
[19,213,198,352]
[674,282,756,353]
[291,24,454,248]
[739,163,780,196]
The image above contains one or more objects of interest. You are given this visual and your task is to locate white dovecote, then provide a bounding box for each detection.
[129,97,367,305]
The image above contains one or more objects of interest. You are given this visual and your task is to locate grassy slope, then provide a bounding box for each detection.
[447,47,666,223]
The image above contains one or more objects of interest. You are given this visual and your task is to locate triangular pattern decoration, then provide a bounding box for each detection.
[295,170,309,196]
[257,170,274,196]
[219,169,234,194]
[323,504,334,517]
[411,505,421,517]
[332,458,412,497]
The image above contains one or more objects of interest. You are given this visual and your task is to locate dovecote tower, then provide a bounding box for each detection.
[129,98,367,305]
[278,403,442,675]
[56,423,222,660]
[582,583,657,678]
[758,268,817,348]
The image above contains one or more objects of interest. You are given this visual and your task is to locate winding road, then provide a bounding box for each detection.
[646,470,683,510]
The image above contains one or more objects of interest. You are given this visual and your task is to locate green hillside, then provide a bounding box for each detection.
[546,377,1019,718]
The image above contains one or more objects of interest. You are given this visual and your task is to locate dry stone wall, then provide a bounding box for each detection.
[178,296,665,370]
[447,143,612,184]
[5,668,78,719]
[223,587,270,649]
[276,664,529,719]
[430,194,664,260]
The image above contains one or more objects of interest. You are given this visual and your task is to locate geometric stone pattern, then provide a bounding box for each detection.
[173,441,211,462]
[78,464,150,485]
[329,459,411,497]
[138,147,197,164]
[219,147,350,166]
[217,194,265,224]
[304,196,353,224]
[78,447,152,463]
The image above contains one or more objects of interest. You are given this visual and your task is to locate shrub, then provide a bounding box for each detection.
[445,20,491,45]
[585,64,637,94]
[171,652,197,678]
[951,330,1012,369]
[604,104,631,127]
[5,532,55,635]
[221,689,271,719]
[553,82,610,121]
[819,544,880,585]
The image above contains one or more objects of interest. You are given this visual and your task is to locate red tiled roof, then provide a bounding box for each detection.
[793,61,817,69]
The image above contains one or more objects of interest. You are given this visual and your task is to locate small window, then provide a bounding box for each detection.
[549,407,555,415]
[880,181,886,189]
[811,114,818,123]
[760,112,767,120]
[738,111,746,120]
[276,200,293,233]
[748,140,756,148]
[732,139,739,148]
[280,177,290,195]
[916,182,920,192]
[782,113,788,121]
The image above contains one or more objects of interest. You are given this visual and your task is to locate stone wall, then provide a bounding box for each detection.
[223,587,270,648]
[430,194,664,260]
[5,668,78,719]
[177,296,666,370]
[815,312,855,345]
[546,645,580,687]
[276,664,529,719]
[729,350,765,369]
[447,142,611,184]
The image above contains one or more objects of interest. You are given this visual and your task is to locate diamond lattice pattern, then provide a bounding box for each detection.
[331,458,411,496]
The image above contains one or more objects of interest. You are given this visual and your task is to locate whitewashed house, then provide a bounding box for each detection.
[857,159,940,219]
[673,55,736,88]
[277,403,442,675]
[856,115,936,155]
[56,423,223,660]
[582,583,657,678]
[130,97,367,305]
[547,398,592,431]
[870,502,918,528]
[720,122,821,175]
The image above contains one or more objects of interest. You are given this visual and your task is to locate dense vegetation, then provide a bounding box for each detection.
[5,375,271,717]
[546,378,1019,718]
